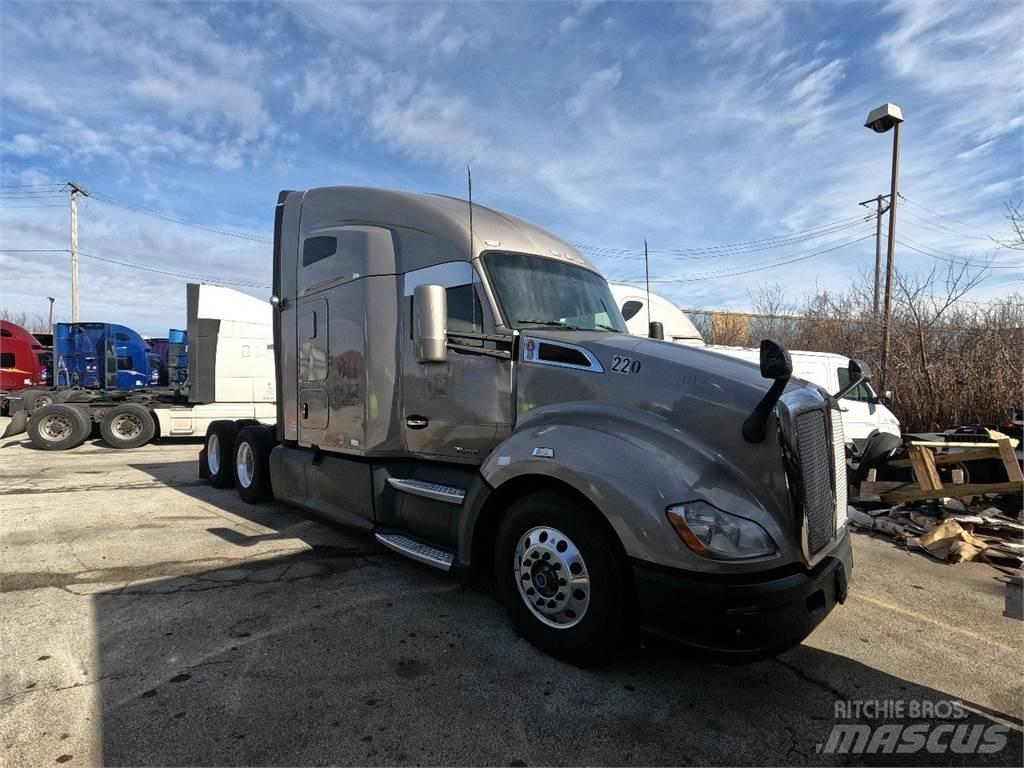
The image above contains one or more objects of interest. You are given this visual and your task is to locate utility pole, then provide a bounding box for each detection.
[67,181,89,322]
[858,193,890,316]
[47,297,55,331]
[879,123,901,392]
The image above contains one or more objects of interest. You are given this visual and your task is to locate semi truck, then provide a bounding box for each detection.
[201,186,853,664]
[0,321,49,413]
[3,284,275,450]
[609,283,902,456]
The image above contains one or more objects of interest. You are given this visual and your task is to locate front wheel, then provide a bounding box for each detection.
[495,493,630,665]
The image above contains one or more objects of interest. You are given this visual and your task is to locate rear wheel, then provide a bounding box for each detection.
[233,426,275,503]
[23,390,55,412]
[204,421,240,488]
[99,403,156,448]
[27,404,91,451]
[495,493,629,665]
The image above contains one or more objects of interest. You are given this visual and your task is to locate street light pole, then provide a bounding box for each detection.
[879,122,901,392]
[863,103,904,392]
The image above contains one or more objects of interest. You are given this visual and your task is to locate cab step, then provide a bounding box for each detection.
[386,477,466,505]
[374,532,455,571]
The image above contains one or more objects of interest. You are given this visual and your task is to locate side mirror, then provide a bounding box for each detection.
[759,339,792,380]
[413,284,448,364]
[834,358,871,400]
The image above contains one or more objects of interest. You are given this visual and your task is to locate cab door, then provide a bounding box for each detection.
[297,297,330,447]
[401,262,511,462]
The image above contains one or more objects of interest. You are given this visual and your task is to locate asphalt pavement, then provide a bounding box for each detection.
[1,426,1021,766]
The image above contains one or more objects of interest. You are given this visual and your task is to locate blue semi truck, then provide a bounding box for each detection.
[52,322,182,390]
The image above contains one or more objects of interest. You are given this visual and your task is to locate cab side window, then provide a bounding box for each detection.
[1,352,15,367]
[446,283,483,334]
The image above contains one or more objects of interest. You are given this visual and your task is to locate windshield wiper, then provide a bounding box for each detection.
[516,319,584,331]
[594,323,619,332]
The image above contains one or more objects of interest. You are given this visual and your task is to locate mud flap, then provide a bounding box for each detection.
[835,562,849,604]
[198,446,210,479]
[2,409,28,439]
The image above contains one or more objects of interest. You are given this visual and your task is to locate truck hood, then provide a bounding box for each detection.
[517,331,811,430]
[513,332,833,565]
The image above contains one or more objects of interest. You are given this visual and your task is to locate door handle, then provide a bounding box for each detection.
[406,416,429,430]
[302,402,309,419]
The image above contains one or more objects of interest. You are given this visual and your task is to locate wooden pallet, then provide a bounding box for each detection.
[857,437,1023,503]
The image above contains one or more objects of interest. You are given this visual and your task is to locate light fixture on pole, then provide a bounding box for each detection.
[864,102,903,391]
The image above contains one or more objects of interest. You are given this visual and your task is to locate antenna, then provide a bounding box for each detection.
[467,163,474,254]
[644,237,651,327]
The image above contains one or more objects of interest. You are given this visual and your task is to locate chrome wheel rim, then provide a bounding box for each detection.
[112,413,143,439]
[207,433,220,475]
[514,526,590,629]
[36,395,53,408]
[39,414,74,442]
[236,441,254,488]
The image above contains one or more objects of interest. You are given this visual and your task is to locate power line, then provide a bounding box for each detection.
[88,190,272,243]
[576,214,869,259]
[0,247,270,288]
[894,237,1023,270]
[899,195,992,234]
[77,249,272,288]
[607,232,875,283]
[898,207,992,242]
[0,182,65,189]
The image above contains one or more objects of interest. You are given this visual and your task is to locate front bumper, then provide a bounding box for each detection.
[633,532,852,659]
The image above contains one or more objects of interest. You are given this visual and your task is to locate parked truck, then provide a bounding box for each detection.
[3,284,275,450]
[201,186,853,664]
[0,321,49,413]
[609,283,901,456]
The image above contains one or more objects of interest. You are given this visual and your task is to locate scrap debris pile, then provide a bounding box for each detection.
[848,430,1023,569]
[848,500,1024,568]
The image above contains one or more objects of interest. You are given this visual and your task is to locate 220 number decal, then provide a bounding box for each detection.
[610,356,641,374]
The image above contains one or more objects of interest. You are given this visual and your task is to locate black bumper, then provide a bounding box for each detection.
[633,533,852,660]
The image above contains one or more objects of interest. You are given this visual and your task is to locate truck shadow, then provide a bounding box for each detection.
[81,460,1021,767]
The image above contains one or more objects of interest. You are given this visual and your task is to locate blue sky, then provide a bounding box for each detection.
[1,0,1021,334]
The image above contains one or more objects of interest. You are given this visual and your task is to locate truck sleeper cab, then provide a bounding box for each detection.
[203,186,852,664]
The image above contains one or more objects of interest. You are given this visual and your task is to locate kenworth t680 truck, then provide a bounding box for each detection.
[202,187,852,663]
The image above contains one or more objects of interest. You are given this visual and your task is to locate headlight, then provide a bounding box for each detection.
[666,501,776,560]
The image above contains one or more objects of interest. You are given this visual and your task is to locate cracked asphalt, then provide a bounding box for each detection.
[1,424,1021,767]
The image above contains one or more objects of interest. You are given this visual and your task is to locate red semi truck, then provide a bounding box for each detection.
[1,321,48,412]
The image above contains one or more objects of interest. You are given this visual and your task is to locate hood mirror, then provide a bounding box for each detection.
[743,339,793,444]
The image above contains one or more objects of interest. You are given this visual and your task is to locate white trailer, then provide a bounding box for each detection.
[7,284,275,450]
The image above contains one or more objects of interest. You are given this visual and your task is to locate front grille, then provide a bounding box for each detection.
[794,409,836,555]
[832,413,848,530]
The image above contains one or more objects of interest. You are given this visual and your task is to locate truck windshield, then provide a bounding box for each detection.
[482,252,627,332]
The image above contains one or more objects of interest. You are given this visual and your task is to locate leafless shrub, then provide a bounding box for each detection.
[0,307,49,333]
[703,263,1022,431]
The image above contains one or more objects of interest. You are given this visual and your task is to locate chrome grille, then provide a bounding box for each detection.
[794,409,836,555]
[832,413,848,530]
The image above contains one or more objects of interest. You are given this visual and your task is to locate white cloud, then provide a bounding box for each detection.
[566,63,622,118]
[3,133,45,157]
[3,79,58,113]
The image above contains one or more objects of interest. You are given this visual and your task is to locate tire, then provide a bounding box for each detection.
[23,389,55,412]
[204,421,240,488]
[233,425,275,503]
[99,403,156,449]
[495,493,629,665]
[27,404,91,451]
